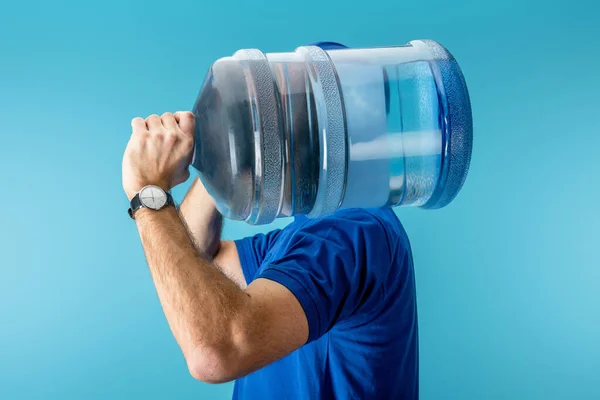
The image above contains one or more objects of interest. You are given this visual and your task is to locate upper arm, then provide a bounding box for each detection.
[222,213,392,379]
[221,278,309,379]
[190,231,306,383]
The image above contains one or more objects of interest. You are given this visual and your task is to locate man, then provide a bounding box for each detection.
[122,111,419,399]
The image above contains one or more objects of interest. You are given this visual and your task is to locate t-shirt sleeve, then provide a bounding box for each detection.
[256,212,392,344]
[235,229,282,285]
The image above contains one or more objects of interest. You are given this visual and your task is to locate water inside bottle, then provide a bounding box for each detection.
[337,59,444,209]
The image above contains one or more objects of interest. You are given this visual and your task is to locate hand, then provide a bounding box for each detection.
[123,112,195,200]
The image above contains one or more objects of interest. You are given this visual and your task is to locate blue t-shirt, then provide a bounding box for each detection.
[233,208,418,399]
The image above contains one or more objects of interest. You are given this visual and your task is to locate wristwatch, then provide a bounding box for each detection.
[128,185,175,219]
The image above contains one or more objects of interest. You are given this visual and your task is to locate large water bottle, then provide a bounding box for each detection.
[191,40,473,225]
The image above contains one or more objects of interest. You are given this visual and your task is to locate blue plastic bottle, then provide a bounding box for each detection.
[191,40,473,225]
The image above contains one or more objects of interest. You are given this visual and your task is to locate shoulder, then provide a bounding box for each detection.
[298,208,406,239]
[285,208,409,258]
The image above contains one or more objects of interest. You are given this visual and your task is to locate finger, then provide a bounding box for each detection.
[174,111,195,138]
[161,112,178,131]
[131,117,147,133]
[145,114,163,133]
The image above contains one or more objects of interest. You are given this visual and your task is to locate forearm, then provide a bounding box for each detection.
[179,177,223,257]
[134,206,248,359]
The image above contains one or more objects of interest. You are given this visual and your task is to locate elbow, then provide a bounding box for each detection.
[186,346,239,384]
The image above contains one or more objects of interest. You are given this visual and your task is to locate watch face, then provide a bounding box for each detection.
[139,186,168,210]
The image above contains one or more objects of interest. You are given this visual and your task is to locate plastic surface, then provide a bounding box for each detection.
[191,40,473,225]
[296,46,347,218]
[232,49,283,224]
[417,40,473,209]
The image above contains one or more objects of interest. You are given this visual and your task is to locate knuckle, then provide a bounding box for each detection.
[139,130,151,139]
[161,112,173,118]
[165,130,178,143]
[146,114,159,121]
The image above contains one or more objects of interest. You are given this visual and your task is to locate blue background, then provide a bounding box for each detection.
[1,0,599,399]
